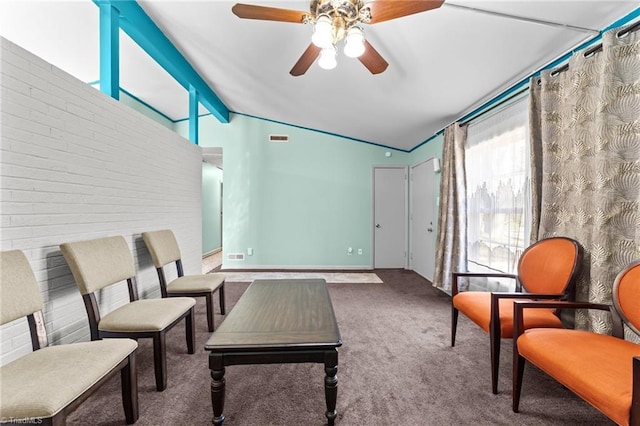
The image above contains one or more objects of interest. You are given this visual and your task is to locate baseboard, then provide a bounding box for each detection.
[434,286,452,297]
[202,248,222,258]
[221,264,374,271]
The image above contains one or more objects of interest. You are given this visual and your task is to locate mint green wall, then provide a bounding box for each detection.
[202,163,223,254]
[89,83,174,130]
[175,113,411,269]
[119,91,174,130]
[410,135,443,165]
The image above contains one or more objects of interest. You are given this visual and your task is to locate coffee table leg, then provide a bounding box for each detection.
[324,350,338,426]
[210,355,226,426]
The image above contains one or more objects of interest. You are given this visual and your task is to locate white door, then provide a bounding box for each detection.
[410,159,437,280]
[373,167,407,268]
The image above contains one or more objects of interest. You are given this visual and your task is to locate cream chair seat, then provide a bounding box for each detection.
[99,298,197,332]
[142,229,225,332]
[60,235,196,392]
[0,250,138,425]
[167,274,225,293]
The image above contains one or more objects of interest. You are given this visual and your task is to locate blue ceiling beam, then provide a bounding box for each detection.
[94,0,229,124]
[99,3,119,100]
[189,85,199,144]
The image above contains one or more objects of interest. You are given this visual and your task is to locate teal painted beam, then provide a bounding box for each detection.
[93,0,229,123]
[99,3,119,100]
[189,85,199,144]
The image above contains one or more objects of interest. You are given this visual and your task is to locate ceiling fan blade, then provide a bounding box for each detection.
[367,0,444,24]
[290,44,321,76]
[358,41,389,75]
[232,3,309,23]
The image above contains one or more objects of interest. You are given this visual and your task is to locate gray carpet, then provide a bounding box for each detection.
[68,269,612,425]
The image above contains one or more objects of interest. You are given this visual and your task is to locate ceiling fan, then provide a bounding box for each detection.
[232,0,444,76]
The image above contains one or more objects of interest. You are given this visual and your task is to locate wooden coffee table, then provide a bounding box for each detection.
[205,278,343,425]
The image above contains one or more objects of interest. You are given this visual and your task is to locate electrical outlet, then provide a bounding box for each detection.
[347,247,353,255]
[357,248,363,255]
[247,248,253,256]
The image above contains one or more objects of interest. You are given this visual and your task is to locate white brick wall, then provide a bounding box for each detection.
[0,37,203,365]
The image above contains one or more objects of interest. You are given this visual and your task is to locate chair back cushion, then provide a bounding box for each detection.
[142,230,181,268]
[60,236,135,295]
[518,237,580,294]
[613,261,640,335]
[1,250,44,325]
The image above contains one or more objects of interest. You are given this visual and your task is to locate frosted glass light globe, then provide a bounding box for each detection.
[312,15,333,49]
[318,45,337,70]
[344,26,365,58]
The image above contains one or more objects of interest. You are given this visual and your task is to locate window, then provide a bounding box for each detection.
[465,96,530,277]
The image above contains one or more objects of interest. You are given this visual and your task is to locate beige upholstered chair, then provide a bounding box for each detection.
[60,236,196,392]
[142,230,225,332]
[0,250,139,425]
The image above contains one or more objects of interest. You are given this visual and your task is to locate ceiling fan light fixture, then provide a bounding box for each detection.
[312,15,333,48]
[318,45,337,70]
[344,25,365,58]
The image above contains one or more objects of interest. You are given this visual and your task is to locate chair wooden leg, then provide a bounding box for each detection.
[490,323,500,394]
[121,352,139,424]
[219,283,226,315]
[41,416,58,425]
[631,356,639,425]
[206,293,215,332]
[153,332,167,391]
[451,306,459,347]
[186,307,195,354]
[512,352,526,412]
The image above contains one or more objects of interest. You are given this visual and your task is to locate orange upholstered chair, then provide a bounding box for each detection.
[513,261,640,426]
[451,237,582,394]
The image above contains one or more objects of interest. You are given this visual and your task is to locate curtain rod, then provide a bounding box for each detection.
[460,19,639,126]
[459,86,528,127]
[449,16,640,132]
[548,19,640,78]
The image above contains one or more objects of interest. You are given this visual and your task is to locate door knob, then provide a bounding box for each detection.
[427,227,433,232]
[376,224,381,228]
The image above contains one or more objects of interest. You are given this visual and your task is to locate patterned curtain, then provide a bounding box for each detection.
[528,82,543,245]
[433,123,467,292]
[530,27,640,336]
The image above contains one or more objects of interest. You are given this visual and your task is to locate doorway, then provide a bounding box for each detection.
[202,147,223,264]
[373,166,407,268]
[410,158,437,281]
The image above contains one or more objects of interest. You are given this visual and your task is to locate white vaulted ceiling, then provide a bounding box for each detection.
[1,1,639,151]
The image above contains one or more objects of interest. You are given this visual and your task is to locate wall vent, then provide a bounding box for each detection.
[227,253,245,261]
[269,134,289,143]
